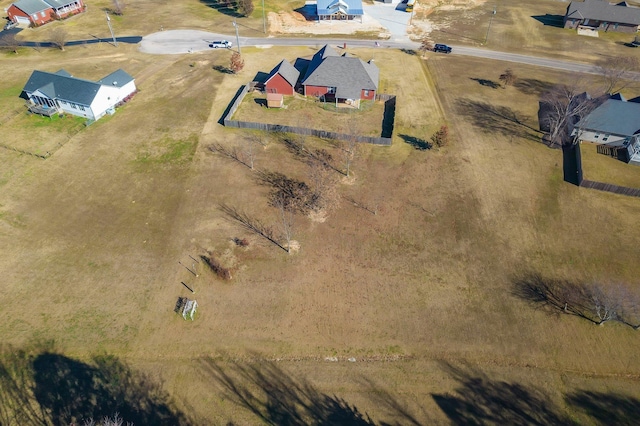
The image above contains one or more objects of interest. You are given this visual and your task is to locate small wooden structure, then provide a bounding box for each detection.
[267,93,284,108]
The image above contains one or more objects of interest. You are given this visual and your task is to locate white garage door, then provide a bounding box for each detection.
[14,15,30,25]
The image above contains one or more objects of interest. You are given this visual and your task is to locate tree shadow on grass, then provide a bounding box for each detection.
[433,362,576,425]
[0,346,190,425]
[399,134,431,150]
[32,353,190,425]
[200,357,376,425]
[199,0,242,18]
[455,98,543,142]
[470,77,500,89]
[566,390,640,426]
[514,78,555,96]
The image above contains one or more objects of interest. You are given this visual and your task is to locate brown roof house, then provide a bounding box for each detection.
[564,0,640,33]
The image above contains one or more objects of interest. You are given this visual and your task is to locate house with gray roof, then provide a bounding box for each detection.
[7,0,85,27]
[573,98,640,164]
[265,60,300,96]
[301,45,378,108]
[317,0,364,21]
[21,69,136,122]
[564,0,640,33]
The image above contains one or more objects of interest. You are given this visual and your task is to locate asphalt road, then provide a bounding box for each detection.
[138,30,609,76]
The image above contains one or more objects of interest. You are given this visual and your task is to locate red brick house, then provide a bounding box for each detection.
[301,45,379,108]
[265,60,300,96]
[7,0,85,27]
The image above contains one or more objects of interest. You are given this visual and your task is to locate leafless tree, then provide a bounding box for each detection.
[307,154,338,213]
[230,51,244,74]
[338,136,358,177]
[539,84,599,147]
[237,0,254,16]
[272,191,296,253]
[499,68,517,88]
[83,413,133,426]
[595,55,640,94]
[209,142,255,170]
[0,32,20,54]
[219,203,285,251]
[49,28,68,51]
[419,38,434,56]
[111,0,126,15]
[431,125,450,148]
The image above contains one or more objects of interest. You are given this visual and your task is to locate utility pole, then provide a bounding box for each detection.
[233,19,241,54]
[106,11,117,47]
[484,5,496,45]
[262,0,266,34]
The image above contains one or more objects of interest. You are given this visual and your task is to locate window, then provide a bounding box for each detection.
[40,11,45,17]
[71,103,77,109]
[363,90,370,97]
[327,87,336,94]
[594,133,600,139]
[79,105,85,111]
[603,134,610,142]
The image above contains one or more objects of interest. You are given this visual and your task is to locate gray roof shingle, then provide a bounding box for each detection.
[576,99,640,136]
[266,60,300,88]
[302,46,379,99]
[22,69,134,105]
[566,0,640,26]
[12,0,51,15]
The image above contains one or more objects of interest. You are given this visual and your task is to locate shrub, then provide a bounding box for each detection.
[200,253,233,280]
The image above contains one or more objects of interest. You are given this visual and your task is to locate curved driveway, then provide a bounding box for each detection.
[139,30,608,76]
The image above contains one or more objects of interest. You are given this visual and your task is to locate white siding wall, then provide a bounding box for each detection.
[577,129,626,145]
[89,82,136,120]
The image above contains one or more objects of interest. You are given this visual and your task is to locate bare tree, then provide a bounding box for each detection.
[111,0,126,15]
[0,32,20,54]
[49,28,68,51]
[219,203,285,251]
[419,38,434,56]
[307,154,338,213]
[339,136,358,177]
[273,192,296,253]
[540,84,599,147]
[431,125,450,148]
[595,55,640,94]
[230,51,244,74]
[499,68,517,88]
[237,0,254,16]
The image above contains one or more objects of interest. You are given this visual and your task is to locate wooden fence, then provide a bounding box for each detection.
[580,179,640,197]
[222,84,394,146]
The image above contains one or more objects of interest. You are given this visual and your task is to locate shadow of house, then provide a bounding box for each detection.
[200,357,377,425]
[433,362,576,426]
[252,71,271,87]
[531,14,565,28]
[469,77,500,89]
[32,353,189,425]
[294,4,318,21]
[199,0,242,17]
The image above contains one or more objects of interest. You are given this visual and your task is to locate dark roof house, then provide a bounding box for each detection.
[21,68,136,121]
[301,45,378,105]
[564,0,640,32]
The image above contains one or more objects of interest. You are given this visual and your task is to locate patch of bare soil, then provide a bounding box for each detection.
[268,11,389,37]
[410,0,487,40]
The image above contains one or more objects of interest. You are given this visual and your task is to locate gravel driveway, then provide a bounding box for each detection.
[139,29,230,54]
[364,0,411,42]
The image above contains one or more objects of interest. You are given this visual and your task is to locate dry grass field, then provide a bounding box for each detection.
[2,1,640,425]
[581,144,640,189]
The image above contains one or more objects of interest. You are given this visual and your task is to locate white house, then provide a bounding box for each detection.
[21,69,136,121]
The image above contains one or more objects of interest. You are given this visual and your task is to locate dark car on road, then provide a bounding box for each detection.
[434,43,452,54]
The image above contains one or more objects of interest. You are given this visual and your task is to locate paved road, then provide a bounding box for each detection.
[139,30,610,76]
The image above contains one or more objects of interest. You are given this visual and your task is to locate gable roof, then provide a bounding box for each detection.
[98,69,135,88]
[317,0,363,16]
[11,0,52,15]
[266,60,300,87]
[575,98,640,136]
[301,44,340,83]
[302,48,379,99]
[565,0,640,26]
[22,69,134,106]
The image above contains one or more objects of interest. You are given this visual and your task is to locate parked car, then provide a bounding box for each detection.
[3,20,17,31]
[434,43,452,54]
[209,40,232,49]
